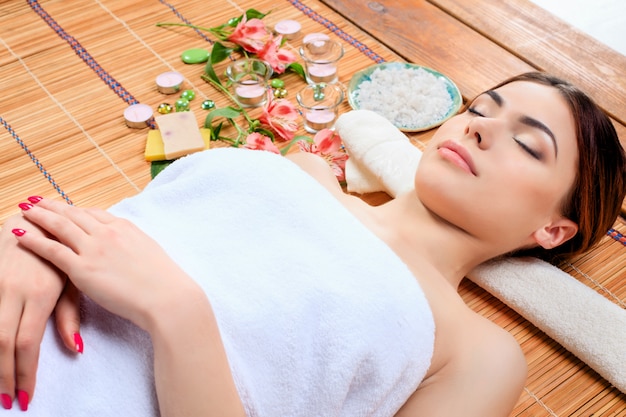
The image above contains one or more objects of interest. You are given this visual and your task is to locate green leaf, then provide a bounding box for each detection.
[150,160,173,179]
[211,42,234,64]
[245,8,269,20]
[204,106,243,128]
[253,127,275,141]
[204,42,234,85]
[213,121,223,140]
[286,62,306,81]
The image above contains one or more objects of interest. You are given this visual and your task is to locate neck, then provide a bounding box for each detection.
[370,192,500,290]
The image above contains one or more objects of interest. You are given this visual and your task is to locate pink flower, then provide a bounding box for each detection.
[227,17,270,54]
[256,35,297,74]
[298,129,348,181]
[259,93,299,141]
[242,132,280,154]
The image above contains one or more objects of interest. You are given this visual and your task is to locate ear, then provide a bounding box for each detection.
[532,217,578,249]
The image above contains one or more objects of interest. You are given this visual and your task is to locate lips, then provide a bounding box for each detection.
[437,140,477,176]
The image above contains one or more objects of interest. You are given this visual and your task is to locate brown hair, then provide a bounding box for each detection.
[495,72,626,261]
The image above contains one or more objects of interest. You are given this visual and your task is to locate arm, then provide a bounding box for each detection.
[13,198,246,417]
[0,211,81,409]
[396,328,527,417]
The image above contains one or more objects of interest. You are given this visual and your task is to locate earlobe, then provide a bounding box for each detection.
[532,218,578,249]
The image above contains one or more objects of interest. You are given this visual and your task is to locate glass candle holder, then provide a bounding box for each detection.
[299,39,344,85]
[226,58,273,108]
[296,83,344,133]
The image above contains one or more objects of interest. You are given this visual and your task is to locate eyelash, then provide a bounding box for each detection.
[467,107,542,160]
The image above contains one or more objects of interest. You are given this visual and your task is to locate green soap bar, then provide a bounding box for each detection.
[181,48,209,64]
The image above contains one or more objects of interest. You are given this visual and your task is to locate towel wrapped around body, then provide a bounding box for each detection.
[11,147,435,416]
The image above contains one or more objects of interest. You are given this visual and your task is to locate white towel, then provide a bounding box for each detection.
[14,147,435,416]
[336,109,626,393]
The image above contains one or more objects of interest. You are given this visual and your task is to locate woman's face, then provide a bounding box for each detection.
[416,80,578,250]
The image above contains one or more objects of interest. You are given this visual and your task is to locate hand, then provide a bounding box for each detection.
[0,210,81,410]
[12,198,201,332]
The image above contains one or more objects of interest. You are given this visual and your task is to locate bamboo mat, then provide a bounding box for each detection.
[0,1,624,415]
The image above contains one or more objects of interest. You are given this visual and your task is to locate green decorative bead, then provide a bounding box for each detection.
[181,48,209,64]
[313,83,326,101]
[270,78,285,89]
[181,89,196,100]
[201,99,216,110]
[175,98,190,112]
[157,103,173,114]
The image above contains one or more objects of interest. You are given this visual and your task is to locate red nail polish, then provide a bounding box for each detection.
[17,390,28,411]
[27,196,43,204]
[74,332,84,354]
[18,202,33,211]
[11,228,26,237]
[0,393,11,410]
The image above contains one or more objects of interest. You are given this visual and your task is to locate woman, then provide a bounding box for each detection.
[1,72,625,416]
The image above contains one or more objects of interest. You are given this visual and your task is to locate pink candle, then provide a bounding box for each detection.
[274,19,301,40]
[123,103,153,128]
[235,82,266,107]
[155,71,184,94]
[305,109,336,131]
[307,64,337,83]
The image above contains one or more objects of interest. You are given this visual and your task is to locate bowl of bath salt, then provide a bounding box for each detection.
[348,62,462,132]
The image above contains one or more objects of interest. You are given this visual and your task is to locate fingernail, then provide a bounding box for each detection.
[11,228,26,237]
[27,196,43,204]
[17,390,28,411]
[0,393,11,410]
[18,202,33,211]
[74,332,84,354]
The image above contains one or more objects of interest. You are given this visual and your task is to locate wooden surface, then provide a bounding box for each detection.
[320,0,626,214]
[1,1,625,416]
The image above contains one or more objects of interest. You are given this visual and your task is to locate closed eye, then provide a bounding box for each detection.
[514,138,542,160]
[468,107,484,117]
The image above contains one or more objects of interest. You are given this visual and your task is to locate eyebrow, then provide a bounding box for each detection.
[484,90,558,157]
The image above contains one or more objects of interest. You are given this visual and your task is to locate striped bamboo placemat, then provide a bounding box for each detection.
[1,0,624,415]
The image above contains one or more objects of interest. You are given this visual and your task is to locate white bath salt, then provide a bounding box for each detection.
[354,66,453,128]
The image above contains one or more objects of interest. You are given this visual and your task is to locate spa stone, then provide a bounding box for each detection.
[181,48,209,64]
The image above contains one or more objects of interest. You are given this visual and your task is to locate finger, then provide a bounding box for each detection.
[0,297,21,404]
[27,199,106,236]
[18,203,88,255]
[14,300,51,405]
[54,281,83,354]
[11,228,80,277]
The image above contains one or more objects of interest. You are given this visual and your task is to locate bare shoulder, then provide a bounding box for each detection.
[397,312,527,417]
[286,152,345,198]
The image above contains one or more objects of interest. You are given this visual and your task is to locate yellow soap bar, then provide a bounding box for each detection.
[145,128,212,161]
[154,111,205,160]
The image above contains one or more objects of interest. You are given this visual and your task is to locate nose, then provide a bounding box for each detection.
[464,117,499,149]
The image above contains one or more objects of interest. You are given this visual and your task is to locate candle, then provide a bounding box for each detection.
[155,71,184,94]
[303,33,330,44]
[305,108,337,132]
[307,64,338,84]
[235,82,266,107]
[274,20,301,40]
[303,33,331,54]
[123,103,153,129]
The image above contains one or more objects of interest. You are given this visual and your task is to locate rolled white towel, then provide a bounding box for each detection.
[336,110,420,197]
